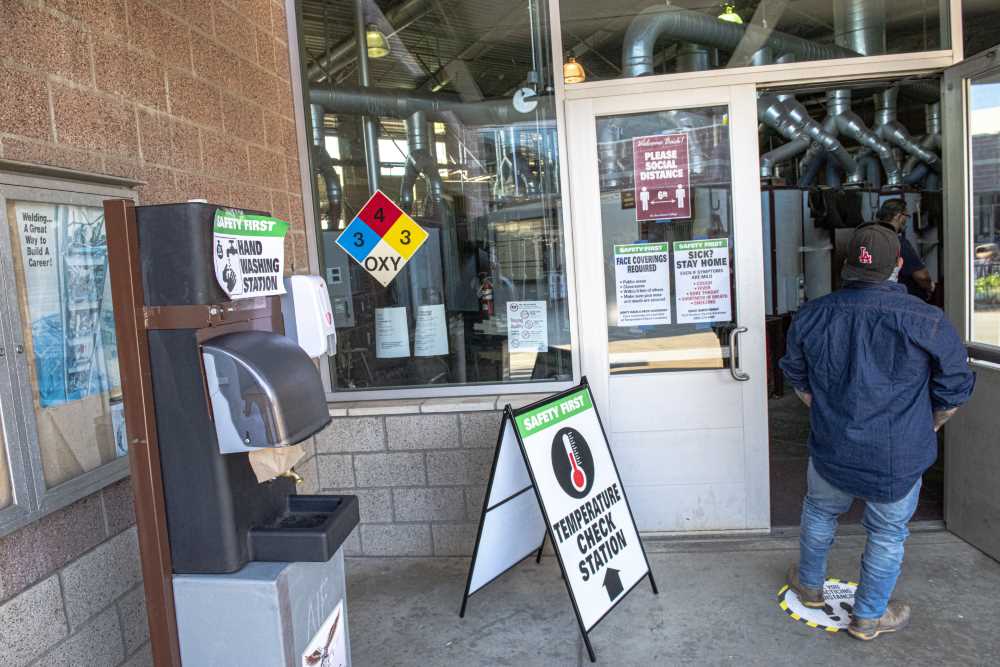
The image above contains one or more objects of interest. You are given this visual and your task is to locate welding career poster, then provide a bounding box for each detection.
[613,243,671,326]
[673,239,732,324]
[213,208,288,300]
[514,388,648,630]
[633,133,691,222]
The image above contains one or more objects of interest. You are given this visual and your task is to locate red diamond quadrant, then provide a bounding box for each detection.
[357,190,403,236]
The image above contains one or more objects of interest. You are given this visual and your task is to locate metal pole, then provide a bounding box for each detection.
[355,0,381,193]
[103,199,182,667]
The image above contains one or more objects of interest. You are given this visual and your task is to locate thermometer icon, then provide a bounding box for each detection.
[562,432,588,492]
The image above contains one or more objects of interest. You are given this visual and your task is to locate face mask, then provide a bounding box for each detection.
[888,265,901,282]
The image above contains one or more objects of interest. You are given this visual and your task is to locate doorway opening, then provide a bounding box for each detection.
[756,76,946,528]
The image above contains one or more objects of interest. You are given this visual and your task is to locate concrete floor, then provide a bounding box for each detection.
[344,530,1000,666]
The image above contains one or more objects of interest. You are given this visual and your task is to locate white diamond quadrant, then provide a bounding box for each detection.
[361,239,405,287]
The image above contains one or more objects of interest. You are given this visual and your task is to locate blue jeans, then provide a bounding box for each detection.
[798,459,921,619]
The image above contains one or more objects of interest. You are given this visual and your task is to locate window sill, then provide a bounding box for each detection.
[327,393,548,417]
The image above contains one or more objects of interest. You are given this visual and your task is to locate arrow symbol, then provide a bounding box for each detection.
[602,567,623,602]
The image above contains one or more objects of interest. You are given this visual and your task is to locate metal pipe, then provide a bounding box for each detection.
[779,97,860,182]
[622,5,858,77]
[309,86,549,126]
[760,136,810,178]
[355,0,380,193]
[757,95,858,182]
[874,87,941,173]
[834,0,885,55]
[309,104,342,223]
[825,89,901,186]
[798,146,826,186]
[677,43,713,72]
[857,150,883,189]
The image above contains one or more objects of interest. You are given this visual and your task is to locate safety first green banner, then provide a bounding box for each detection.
[515,388,593,436]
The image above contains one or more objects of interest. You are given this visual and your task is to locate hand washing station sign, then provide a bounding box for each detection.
[633,133,691,222]
[335,191,428,286]
[213,208,289,299]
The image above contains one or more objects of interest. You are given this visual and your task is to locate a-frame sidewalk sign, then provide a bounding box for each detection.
[459,377,658,662]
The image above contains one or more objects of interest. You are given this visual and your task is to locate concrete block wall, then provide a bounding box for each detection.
[0,0,310,270]
[303,404,518,557]
[0,480,151,666]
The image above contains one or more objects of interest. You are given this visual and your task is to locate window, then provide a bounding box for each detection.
[0,166,133,536]
[970,71,1000,347]
[559,1,950,84]
[300,0,573,393]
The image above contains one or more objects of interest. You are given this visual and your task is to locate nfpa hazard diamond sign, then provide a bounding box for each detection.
[335,190,428,286]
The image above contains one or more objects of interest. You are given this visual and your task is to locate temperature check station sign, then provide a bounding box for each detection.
[514,388,650,631]
[335,190,428,286]
[633,133,691,222]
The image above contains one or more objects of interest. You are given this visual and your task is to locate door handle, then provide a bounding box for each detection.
[729,326,750,382]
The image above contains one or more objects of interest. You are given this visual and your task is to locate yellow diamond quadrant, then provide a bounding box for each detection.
[383,213,428,259]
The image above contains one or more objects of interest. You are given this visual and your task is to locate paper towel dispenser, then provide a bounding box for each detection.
[203,331,331,454]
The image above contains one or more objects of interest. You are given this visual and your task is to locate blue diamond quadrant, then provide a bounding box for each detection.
[336,217,381,262]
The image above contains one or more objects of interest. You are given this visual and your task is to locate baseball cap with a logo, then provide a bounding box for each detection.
[841,223,901,283]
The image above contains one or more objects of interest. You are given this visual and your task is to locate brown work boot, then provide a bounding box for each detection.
[786,564,825,608]
[847,601,911,641]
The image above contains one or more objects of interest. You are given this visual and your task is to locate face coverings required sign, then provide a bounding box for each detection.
[633,133,691,222]
[213,209,288,299]
[514,387,650,631]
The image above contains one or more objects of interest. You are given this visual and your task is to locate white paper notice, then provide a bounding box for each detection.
[613,243,671,326]
[375,306,410,358]
[506,301,548,352]
[414,303,448,356]
[301,600,346,667]
[673,239,732,323]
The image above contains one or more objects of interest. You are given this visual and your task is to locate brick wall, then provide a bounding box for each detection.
[0,1,304,664]
[306,405,509,557]
[0,480,149,666]
[0,0,308,270]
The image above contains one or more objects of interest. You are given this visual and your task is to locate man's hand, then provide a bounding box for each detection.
[795,389,812,408]
[933,408,958,432]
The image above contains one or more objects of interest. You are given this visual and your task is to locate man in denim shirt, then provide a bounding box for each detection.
[780,223,974,640]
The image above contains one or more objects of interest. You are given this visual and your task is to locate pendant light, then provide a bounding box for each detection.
[563,57,585,84]
[717,4,743,24]
[365,23,390,58]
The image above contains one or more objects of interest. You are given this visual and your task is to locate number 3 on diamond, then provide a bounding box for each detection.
[400,229,411,245]
[353,232,364,247]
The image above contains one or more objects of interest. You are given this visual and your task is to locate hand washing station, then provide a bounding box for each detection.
[127,202,357,666]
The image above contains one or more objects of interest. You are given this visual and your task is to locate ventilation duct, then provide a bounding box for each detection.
[874,86,941,173]
[758,95,860,182]
[800,89,901,186]
[903,102,942,181]
[399,110,446,214]
[833,0,886,56]
[309,86,549,128]
[309,104,342,224]
[621,5,858,77]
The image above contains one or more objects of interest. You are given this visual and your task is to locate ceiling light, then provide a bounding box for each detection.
[718,4,743,24]
[563,57,585,84]
[365,24,390,58]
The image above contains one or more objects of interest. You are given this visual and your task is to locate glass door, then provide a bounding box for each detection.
[942,45,1000,561]
[565,85,769,533]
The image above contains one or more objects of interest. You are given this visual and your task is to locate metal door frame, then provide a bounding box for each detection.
[563,82,771,532]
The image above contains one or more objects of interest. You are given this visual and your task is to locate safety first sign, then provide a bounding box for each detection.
[514,387,650,631]
[335,190,428,286]
[633,133,691,221]
[213,208,289,300]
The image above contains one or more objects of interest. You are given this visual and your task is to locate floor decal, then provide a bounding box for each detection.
[777,579,858,633]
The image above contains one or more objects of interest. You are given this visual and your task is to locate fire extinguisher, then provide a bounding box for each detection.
[478,273,494,317]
